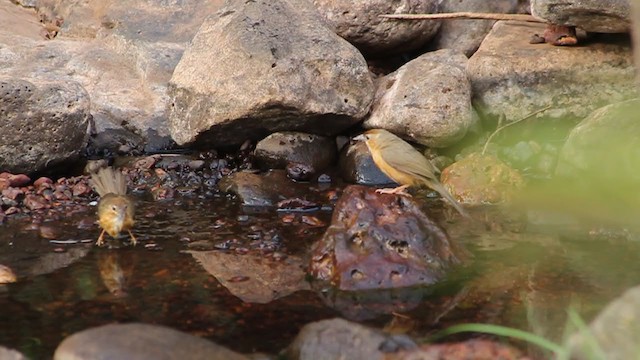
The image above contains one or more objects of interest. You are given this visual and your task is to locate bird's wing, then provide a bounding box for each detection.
[376,135,441,182]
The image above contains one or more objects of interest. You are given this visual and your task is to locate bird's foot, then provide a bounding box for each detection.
[96,230,106,247]
[128,231,137,246]
[376,185,411,196]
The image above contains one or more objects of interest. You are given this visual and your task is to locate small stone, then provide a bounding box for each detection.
[8,174,31,187]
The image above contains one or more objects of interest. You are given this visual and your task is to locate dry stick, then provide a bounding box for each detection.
[481,106,553,155]
[380,12,546,23]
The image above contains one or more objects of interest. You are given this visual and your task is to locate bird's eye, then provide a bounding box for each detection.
[111,205,117,211]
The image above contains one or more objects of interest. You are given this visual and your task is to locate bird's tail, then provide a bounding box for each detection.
[430,182,469,218]
[91,167,128,197]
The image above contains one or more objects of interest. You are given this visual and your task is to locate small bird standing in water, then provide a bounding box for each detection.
[90,167,137,246]
[354,129,468,217]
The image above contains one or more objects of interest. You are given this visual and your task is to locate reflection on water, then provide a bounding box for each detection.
[0,194,638,359]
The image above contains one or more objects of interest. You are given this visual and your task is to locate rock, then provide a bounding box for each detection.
[568,285,640,360]
[441,153,525,205]
[0,0,224,154]
[312,0,441,56]
[53,323,248,360]
[429,0,521,57]
[188,251,310,304]
[467,21,636,122]
[286,318,413,360]
[338,139,395,185]
[168,0,374,147]
[387,339,527,360]
[0,346,27,360]
[0,77,90,174]
[219,170,309,207]
[556,98,640,182]
[363,49,473,148]
[309,185,461,290]
[531,0,631,33]
[253,132,337,172]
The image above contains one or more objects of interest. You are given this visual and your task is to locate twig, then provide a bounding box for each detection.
[380,12,545,23]
[482,106,553,155]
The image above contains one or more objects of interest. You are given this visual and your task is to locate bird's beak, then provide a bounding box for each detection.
[353,134,366,141]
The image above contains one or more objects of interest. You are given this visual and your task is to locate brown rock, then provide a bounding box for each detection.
[387,339,528,360]
[8,174,31,187]
[441,153,525,205]
[309,185,461,290]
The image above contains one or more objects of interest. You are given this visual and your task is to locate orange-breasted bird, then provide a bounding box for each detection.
[354,129,467,216]
[90,167,137,246]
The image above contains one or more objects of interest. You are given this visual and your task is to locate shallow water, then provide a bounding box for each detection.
[0,189,639,359]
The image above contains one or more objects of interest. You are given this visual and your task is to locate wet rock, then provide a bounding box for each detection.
[467,21,635,122]
[429,0,521,57]
[2,187,23,201]
[34,176,53,188]
[168,0,374,147]
[0,265,17,284]
[532,0,630,33]
[285,318,393,360]
[253,132,337,171]
[338,140,394,185]
[568,285,640,360]
[286,162,316,182]
[363,49,474,148]
[556,98,640,183]
[219,170,308,207]
[7,173,31,187]
[0,346,27,360]
[312,0,441,56]
[54,323,248,360]
[188,251,310,304]
[387,339,527,360]
[318,287,426,321]
[0,77,91,174]
[23,194,47,211]
[309,185,461,290]
[441,153,525,205]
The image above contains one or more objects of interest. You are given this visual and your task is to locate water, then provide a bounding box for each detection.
[0,190,638,359]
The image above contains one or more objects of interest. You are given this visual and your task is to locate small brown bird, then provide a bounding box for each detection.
[90,167,137,246]
[354,129,467,216]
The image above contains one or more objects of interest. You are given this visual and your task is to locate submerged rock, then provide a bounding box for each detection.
[253,132,337,172]
[169,0,374,147]
[309,185,461,290]
[54,323,248,360]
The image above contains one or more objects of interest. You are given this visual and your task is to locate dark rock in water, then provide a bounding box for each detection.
[219,170,309,207]
[168,0,373,147]
[309,185,461,290]
[388,339,526,360]
[254,132,337,172]
[338,140,394,186]
[53,323,248,360]
[0,77,91,174]
[285,318,415,360]
[286,162,316,182]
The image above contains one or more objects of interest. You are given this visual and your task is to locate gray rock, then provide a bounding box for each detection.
[313,0,441,56]
[556,98,640,181]
[429,0,520,57]
[54,323,248,360]
[467,21,636,122]
[338,140,395,185]
[253,132,337,171]
[218,170,308,207]
[0,1,224,154]
[531,0,631,33]
[285,318,388,360]
[168,0,374,147]
[0,346,27,360]
[0,77,91,174]
[568,285,640,360]
[364,49,473,148]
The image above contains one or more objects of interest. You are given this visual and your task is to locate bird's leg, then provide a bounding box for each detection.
[127,230,137,246]
[96,229,107,246]
[376,184,411,196]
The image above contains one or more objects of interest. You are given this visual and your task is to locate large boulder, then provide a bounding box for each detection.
[168,0,374,148]
[467,20,635,122]
[0,77,91,174]
[532,0,631,33]
[312,0,441,56]
[364,49,473,148]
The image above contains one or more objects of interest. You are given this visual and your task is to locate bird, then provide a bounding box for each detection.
[90,167,137,246]
[354,129,468,217]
